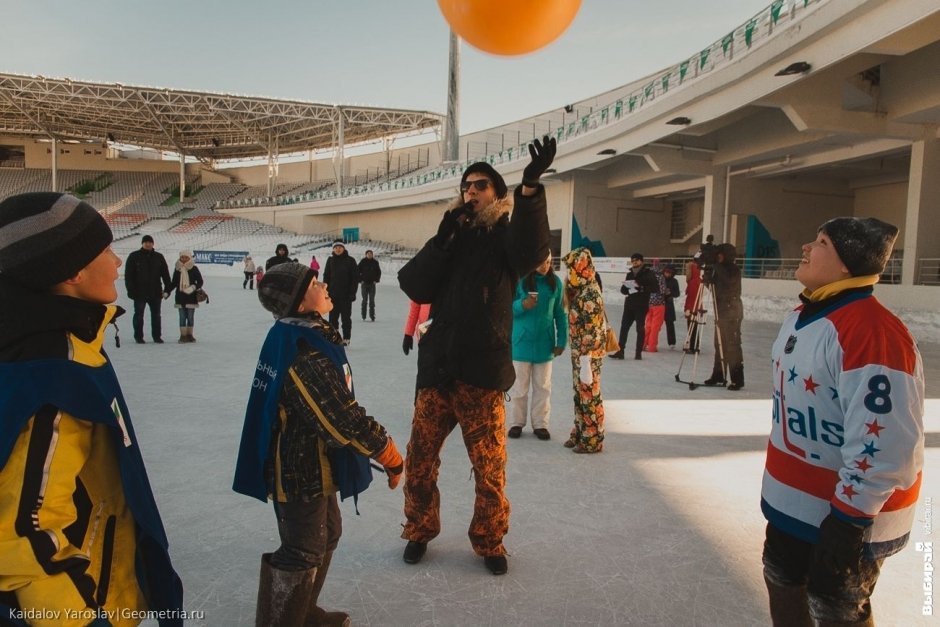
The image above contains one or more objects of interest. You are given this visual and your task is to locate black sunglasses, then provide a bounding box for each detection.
[460,179,491,193]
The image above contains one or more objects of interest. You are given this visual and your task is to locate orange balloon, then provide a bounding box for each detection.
[438,0,582,56]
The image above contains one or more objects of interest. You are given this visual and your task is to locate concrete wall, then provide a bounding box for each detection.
[2,137,183,172]
[572,175,672,257]
[854,181,909,248]
[238,181,575,251]
[730,177,856,256]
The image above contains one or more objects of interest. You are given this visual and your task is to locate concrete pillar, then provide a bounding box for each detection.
[702,169,728,244]
[902,134,940,285]
[179,154,186,203]
[51,138,57,192]
[443,31,460,163]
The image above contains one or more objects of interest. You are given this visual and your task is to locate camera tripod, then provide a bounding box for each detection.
[674,278,727,390]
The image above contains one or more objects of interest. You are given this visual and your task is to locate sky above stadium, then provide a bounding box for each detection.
[4,0,769,134]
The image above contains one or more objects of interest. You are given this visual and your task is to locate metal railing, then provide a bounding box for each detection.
[919,258,940,286]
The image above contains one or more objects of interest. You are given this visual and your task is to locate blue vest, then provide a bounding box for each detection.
[0,359,184,625]
[232,318,373,507]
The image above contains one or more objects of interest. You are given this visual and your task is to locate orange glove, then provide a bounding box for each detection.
[375,437,403,489]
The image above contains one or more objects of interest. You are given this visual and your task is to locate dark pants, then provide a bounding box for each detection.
[711,314,743,383]
[360,282,376,320]
[618,306,648,356]
[270,495,342,571]
[132,297,163,341]
[664,320,676,346]
[243,271,254,289]
[328,299,353,340]
[763,523,882,624]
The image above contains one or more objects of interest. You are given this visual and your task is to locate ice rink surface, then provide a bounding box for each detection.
[111,278,939,626]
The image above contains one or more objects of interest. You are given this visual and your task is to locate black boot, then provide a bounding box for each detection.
[704,369,726,386]
[727,364,745,391]
[609,350,624,359]
[256,553,316,627]
[306,551,350,626]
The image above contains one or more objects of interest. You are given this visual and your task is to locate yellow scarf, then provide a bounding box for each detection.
[801,275,879,302]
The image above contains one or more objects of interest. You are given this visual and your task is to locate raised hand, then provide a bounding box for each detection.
[522,135,557,187]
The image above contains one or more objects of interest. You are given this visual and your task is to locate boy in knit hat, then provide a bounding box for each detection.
[233,262,403,625]
[0,192,183,625]
[761,217,924,626]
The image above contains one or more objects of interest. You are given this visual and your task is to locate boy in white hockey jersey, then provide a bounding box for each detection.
[761,217,924,626]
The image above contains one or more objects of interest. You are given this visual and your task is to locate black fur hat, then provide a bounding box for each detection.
[819,217,898,276]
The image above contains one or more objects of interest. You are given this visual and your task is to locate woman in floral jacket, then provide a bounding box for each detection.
[561,247,607,453]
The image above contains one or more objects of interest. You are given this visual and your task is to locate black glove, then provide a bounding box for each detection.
[807,514,865,598]
[434,202,474,248]
[402,334,414,355]
[522,135,557,187]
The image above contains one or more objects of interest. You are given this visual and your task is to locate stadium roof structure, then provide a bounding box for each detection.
[0,72,443,161]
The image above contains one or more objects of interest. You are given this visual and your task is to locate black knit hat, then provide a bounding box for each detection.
[819,217,898,277]
[141,234,154,244]
[0,192,113,289]
[257,262,316,319]
[461,162,508,199]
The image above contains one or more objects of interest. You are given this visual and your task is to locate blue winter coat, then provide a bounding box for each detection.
[511,273,567,363]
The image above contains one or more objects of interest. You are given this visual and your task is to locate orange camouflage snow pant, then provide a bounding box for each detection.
[402,381,510,557]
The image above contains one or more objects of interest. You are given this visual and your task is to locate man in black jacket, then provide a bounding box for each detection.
[323,239,358,344]
[398,136,554,576]
[704,243,744,389]
[124,234,171,344]
[610,252,658,360]
[265,243,291,271]
[357,249,381,321]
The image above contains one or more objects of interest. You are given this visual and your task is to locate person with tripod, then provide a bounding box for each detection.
[703,243,744,390]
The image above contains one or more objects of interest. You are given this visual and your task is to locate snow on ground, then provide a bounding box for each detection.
[107,266,938,626]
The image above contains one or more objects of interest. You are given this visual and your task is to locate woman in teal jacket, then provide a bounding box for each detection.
[507,253,567,440]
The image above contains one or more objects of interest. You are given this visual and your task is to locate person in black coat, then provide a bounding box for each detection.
[397,136,554,576]
[322,240,358,344]
[265,243,291,271]
[662,264,681,349]
[610,252,659,360]
[703,243,744,389]
[124,234,172,344]
[357,249,381,322]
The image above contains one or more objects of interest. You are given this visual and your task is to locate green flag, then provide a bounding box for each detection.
[745,20,757,47]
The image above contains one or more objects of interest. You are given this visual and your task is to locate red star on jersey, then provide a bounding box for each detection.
[841,484,858,500]
[803,375,820,394]
[866,419,885,437]
[855,457,873,472]
[775,358,781,371]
